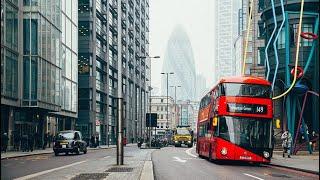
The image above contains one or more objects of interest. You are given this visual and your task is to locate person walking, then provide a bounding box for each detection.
[43,133,48,149]
[310,131,318,152]
[281,131,292,158]
[21,134,28,152]
[2,133,9,152]
[28,133,34,152]
[96,135,99,148]
[90,135,95,148]
[48,134,53,148]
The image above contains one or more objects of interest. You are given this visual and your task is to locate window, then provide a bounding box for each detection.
[258,47,265,66]
[277,28,285,49]
[4,51,18,98]
[6,4,18,51]
[222,83,271,98]
[79,21,90,36]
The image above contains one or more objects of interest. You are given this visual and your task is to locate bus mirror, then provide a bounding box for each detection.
[212,117,218,127]
[275,119,281,129]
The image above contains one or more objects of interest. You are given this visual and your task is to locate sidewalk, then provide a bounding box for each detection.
[270,151,319,174]
[1,144,136,160]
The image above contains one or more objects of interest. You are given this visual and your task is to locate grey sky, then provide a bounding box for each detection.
[149,0,216,94]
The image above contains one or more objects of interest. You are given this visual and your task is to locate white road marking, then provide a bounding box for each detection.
[185,147,197,158]
[243,173,264,180]
[173,156,187,163]
[14,160,87,180]
[103,155,111,159]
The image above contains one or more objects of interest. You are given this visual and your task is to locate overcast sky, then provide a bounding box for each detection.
[149,0,216,94]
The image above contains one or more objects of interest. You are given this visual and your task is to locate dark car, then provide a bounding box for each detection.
[53,130,87,156]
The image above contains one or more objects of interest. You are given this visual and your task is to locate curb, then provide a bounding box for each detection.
[268,163,319,175]
[1,144,136,160]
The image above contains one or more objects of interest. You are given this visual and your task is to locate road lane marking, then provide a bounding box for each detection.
[243,173,264,180]
[173,156,186,163]
[185,147,197,158]
[14,160,87,180]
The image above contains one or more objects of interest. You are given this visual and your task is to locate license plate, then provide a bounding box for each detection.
[62,145,66,148]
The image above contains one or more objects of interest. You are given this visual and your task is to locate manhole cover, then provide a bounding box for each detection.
[71,173,109,180]
[105,167,134,172]
[270,174,291,178]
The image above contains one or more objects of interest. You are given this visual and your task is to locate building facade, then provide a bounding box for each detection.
[237,0,265,77]
[77,0,150,145]
[1,0,78,150]
[149,96,175,138]
[260,0,319,135]
[215,0,241,82]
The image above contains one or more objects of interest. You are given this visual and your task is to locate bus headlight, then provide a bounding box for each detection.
[263,151,270,158]
[221,147,228,155]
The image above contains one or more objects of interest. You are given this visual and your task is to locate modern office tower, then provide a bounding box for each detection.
[215,0,241,81]
[161,25,196,101]
[77,0,150,145]
[237,0,265,77]
[1,0,78,149]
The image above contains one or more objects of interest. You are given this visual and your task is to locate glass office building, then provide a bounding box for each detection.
[1,0,78,150]
[77,0,150,145]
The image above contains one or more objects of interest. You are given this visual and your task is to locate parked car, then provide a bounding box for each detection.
[53,130,87,156]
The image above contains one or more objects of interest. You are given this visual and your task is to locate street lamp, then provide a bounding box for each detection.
[161,72,174,133]
[138,55,160,147]
[170,85,181,129]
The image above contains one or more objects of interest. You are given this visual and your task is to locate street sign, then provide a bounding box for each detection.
[146,113,157,127]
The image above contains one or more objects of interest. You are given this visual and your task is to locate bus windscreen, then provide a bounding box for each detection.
[222,83,271,98]
[218,116,272,149]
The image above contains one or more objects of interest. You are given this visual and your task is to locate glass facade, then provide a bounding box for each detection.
[1,1,19,99]
[22,1,62,108]
[61,0,78,113]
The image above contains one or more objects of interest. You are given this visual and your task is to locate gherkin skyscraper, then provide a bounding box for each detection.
[161,25,196,101]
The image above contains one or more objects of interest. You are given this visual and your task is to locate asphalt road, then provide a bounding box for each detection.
[152,146,319,180]
[1,146,128,180]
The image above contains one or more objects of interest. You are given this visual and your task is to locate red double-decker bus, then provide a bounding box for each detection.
[196,76,273,164]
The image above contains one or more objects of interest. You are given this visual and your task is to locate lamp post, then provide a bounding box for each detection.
[161,72,174,134]
[170,85,181,128]
[139,56,160,148]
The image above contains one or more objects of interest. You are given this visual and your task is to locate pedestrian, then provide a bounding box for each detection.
[43,133,48,149]
[14,131,21,151]
[90,135,95,148]
[48,134,52,148]
[1,133,9,152]
[281,131,292,158]
[21,134,28,152]
[131,137,134,144]
[310,131,318,151]
[96,136,99,147]
[28,133,34,152]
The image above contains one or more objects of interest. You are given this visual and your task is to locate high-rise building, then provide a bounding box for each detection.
[161,25,196,101]
[77,0,150,145]
[1,0,78,149]
[237,0,265,77]
[215,0,241,81]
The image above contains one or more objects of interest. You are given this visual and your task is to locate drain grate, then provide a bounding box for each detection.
[105,167,134,172]
[71,173,109,180]
[270,174,291,178]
